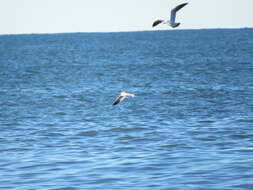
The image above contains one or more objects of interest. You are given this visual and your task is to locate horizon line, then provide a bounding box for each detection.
[0,27,252,36]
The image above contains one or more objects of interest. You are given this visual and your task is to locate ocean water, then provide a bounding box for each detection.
[0,29,253,190]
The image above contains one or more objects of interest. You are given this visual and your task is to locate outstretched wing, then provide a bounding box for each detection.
[152,20,164,27]
[170,3,188,24]
[113,96,125,106]
[124,92,134,97]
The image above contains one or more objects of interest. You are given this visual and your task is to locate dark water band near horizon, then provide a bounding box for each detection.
[0,28,253,190]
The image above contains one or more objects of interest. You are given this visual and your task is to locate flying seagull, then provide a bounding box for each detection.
[112,92,135,106]
[152,2,188,28]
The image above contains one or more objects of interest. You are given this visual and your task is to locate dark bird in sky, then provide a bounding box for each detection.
[153,2,188,28]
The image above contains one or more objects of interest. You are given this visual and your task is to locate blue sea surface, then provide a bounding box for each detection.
[0,29,253,190]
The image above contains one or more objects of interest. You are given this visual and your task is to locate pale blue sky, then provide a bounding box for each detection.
[0,0,253,34]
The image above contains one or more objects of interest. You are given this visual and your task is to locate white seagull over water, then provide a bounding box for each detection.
[153,2,188,28]
[113,92,135,106]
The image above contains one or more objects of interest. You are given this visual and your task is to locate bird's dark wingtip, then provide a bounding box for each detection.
[152,20,163,27]
[112,99,120,106]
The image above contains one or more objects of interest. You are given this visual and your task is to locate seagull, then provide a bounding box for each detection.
[152,2,188,28]
[112,92,135,106]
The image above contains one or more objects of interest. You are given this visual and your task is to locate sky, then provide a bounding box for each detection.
[0,0,253,34]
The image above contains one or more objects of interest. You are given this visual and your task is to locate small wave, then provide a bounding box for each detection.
[79,130,98,137]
